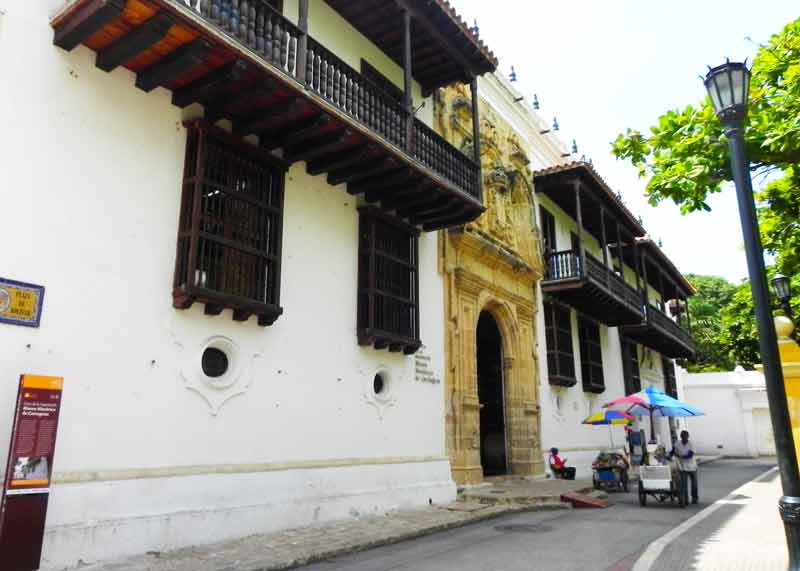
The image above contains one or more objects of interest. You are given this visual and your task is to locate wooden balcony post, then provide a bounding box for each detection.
[641,251,650,313]
[685,295,693,334]
[658,269,666,312]
[600,207,609,267]
[633,237,641,294]
[573,180,585,277]
[402,8,413,151]
[614,220,623,273]
[296,0,309,85]
[470,77,483,203]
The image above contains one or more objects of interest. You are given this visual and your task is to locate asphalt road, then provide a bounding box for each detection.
[300,458,777,571]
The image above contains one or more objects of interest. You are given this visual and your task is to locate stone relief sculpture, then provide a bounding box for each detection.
[435,84,545,485]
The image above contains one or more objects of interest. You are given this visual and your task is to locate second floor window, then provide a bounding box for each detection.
[357,207,421,354]
[539,206,557,254]
[544,301,575,387]
[620,335,641,395]
[173,120,286,326]
[662,356,677,398]
[578,317,604,393]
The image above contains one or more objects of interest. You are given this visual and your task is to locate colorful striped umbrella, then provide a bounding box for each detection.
[603,386,705,443]
[582,410,634,425]
[581,410,633,447]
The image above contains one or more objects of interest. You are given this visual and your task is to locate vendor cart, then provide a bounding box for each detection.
[591,451,629,492]
[638,464,685,508]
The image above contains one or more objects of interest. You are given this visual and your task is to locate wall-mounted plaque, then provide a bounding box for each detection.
[0,278,45,328]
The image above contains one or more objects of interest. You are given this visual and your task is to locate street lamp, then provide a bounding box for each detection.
[705,61,800,569]
[772,273,793,317]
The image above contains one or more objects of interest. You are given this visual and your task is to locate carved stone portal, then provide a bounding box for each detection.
[435,85,545,485]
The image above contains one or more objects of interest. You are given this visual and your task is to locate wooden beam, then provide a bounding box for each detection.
[381,185,436,211]
[403,197,453,219]
[365,184,420,204]
[205,86,279,124]
[574,180,585,276]
[53,0,124,52]
[328,159,399,187]
[285,131,354,163]
[135,39,211,93]
[234,98,306,135]
[283,115,333,148]
[96,12,174,72]
[171,60,249,108]
[402,9,413,112]
[421,208,474,231]
[395,0,475,75]
[348,170,414,196]
[306,145,371,176]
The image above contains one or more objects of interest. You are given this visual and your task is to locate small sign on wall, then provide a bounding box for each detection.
[0,278,45,328]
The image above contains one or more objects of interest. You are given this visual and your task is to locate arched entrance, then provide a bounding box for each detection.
[477,311,507,475]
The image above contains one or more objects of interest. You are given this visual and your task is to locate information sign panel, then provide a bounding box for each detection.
[0,375,64,570]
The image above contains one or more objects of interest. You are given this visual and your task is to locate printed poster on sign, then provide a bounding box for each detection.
[2,376,64,495]
[0,277,45,328]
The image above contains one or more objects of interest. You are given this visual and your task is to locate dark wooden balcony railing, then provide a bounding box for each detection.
[51,0,484,229]
[543,249,644,326]
[584,254,642,311]
[645,304,694,351]
[195,1,480,202]
[545,249,582,280]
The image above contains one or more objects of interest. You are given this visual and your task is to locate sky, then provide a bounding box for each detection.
[449,0,797,284]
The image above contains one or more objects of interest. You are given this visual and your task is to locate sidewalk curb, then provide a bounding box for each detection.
[253,501,576,570]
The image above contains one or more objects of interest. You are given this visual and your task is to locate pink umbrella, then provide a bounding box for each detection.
[603,386,705,443]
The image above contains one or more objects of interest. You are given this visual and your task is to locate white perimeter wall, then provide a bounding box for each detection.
[0,3,452,568]
[678,368,774,457]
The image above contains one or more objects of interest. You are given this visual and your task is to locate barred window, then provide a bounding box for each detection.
[662,356,677,398]
[543,301,576,387]
[173,120,287,326]
[357,207,421,354]
[620,334,641,395]
[578,316,604,393]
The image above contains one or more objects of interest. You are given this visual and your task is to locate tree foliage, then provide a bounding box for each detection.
[612,17,800,213]
[685,274,738,371]
[613,18,800,367]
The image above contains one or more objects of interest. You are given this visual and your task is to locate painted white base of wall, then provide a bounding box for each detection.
[41,459,455,570]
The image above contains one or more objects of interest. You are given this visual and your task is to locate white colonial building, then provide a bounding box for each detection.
[0,0,498,567]
[476,75,697,478]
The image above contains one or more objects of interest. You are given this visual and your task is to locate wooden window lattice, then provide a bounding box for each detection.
[621,334,642,395]
[173,120,287,326]
[357,207,421,354]
[578,316,605,393]
[544,300,576,387]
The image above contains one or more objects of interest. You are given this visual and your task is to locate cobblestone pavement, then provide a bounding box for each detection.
[80,478,590,571]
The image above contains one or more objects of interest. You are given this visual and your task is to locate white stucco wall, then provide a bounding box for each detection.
[677,368,774,457]
[0,3,452,568]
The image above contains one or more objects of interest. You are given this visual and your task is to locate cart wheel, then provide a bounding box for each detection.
[638,481,647,507]
[622,470,629,493]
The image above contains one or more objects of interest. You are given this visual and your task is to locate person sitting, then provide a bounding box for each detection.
[548,447,576,480]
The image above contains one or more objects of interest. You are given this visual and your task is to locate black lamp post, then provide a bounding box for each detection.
[704,61,800,569]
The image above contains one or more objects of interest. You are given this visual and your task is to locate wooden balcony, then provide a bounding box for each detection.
[50,0,484,229]
[542,250,644,326]
[620,304,696,359]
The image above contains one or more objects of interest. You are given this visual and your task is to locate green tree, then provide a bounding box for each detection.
[612,18,800,365]
[685,274,739,372]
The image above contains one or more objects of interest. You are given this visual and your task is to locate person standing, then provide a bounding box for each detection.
[670,430,698,504]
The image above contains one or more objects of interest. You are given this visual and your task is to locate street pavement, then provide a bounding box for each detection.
[300,458,780,571]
